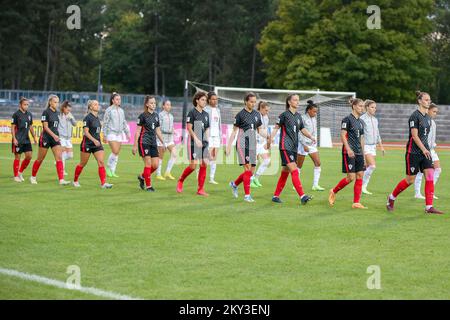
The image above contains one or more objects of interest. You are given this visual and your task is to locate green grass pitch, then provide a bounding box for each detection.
[0,144,449,299]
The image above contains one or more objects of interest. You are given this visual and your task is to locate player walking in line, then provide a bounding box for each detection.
[73,100,113,189]
[251,101,271,188]
[134,96,165,192]
[270,94,314,205]
[360,100,385,195]
[386,91,444,214]
[103,92,131,178]
[11,97,37,182]
[205,92,222,185]
[328,98,367,209]
[155,99,177,181]
[226,92,270,203]
[414,103,442,200]
[30,94,71,185]
[58,101,77,176]
[176,92,210,196]
[297,100,325,191]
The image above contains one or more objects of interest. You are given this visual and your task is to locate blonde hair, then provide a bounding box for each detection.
[364,99,376,109]
[46,94,59,108]
[87,100,98,113]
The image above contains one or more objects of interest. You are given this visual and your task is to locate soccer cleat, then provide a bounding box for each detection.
[59,180,71,186]
[386,196,395,212]
[176,180,184,193]
[156,175,166,181]
[272,196,283,203]
[14,176,22,183]
[197,189,209,197]
[328,189,336,206]
[64,171,68,176]
[352,203,368,210]
[301,194,313,205]
[106,167,113,178]
[30,176,38,185]
[415,194,425,200]
[425,207,444,215]
[434,195,439,200]
[229,181,238,198]
[137,175,145,190]
[146,186,155,192]
[362,186,373,195]
[164,172,176,180]
[254,178,263,187]
[244,195,255,203]
[209,179,219,185]
[312,185,325,191]
[73,181,81,188]
[18,173,25,182]
[101,183,113,189]
[250,179,259,188]
[112,172,120,178]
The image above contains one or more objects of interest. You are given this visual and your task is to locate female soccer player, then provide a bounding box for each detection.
[155,99,177,181]
[133,96,165,192]
[328,98,367,209]
[73,100,113,189]
[270,94,314,205]
[58,101,77,176]
[414,103,441,200]
[176,92,210,196]
[297,100,324,191]
[360,100,385,195]
[226,92,270,202]
[251,101,271,188]
[11,97,37,182]
[205,92,222,185]
[386,91,444,214]
[30,94,71,185]
[103,92,130,178]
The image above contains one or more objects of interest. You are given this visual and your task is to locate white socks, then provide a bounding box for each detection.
[363,165,376,187]
[108,154,118,173]
[255,158,270,179]
[156,159,163,176]
[313,167,321,187]
[434,168,442,185]
[61,151,73,171]
[166,156,176,175]
[414,172,423,196]
[210,161,217,180]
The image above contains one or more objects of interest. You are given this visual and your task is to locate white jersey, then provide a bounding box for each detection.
[360,113,382,145]
[299,113,317,147]
[428,119,437,150]
[257,113,269,145]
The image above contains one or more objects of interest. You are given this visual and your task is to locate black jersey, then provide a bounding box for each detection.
[277,110,304,152]
[137,112,160,146]
[234,108,262,151]
[187,108,209,143]
[82,113,102,147]
[41,107,60,136]
[406,110,431,154]
[341,114,364,155]
[11,110,33,144]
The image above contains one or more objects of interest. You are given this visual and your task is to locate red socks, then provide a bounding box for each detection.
[98,166,106,185]
[13,159,20,177]
[19,159,31,174]
[180,167,195,183]
[291,169,305,198]
[56,160,64,180]
[74,165,84,182]
[354,179,363,203]
[31,160,42,177]
[243,170,252,196]
[425,179,434,207]
[143,167,152,188]
[198,165,207,191]
[333,178,350,194]
[274,171,290,197]
[392,179,410,198]
[234,172,245,186]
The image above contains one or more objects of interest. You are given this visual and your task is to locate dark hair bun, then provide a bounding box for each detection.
[307,100,314,105]
[416,91,422,98]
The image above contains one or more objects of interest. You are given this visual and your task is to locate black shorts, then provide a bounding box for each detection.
[39,134,61,149]
[139,144,159,158]
[189,141,209,161]
[280,150,297,167]
[236,144,257,167]
[12,143,32,154]
[342,153,365,173]
[405,152,433,175]
[81,144,104,154]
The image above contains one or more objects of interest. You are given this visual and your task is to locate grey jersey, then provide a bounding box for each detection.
[103,106,130,136]
[159,110,174,142]
[299,113,317,147]
[428,119,437,150]
[360,113,381,145]
[257,113,269,145]
[58,113,77,140]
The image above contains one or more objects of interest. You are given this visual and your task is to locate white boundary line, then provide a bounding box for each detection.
[0,268,143,300]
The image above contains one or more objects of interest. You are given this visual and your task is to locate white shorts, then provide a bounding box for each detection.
[60,138,73,149]
[298,144,318,156]
[209,136,221,149]
[257,143,269,155]
[431,149,439,162]
[364,144,377,156]
[157,140,175,148]
[106,133,127,143]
